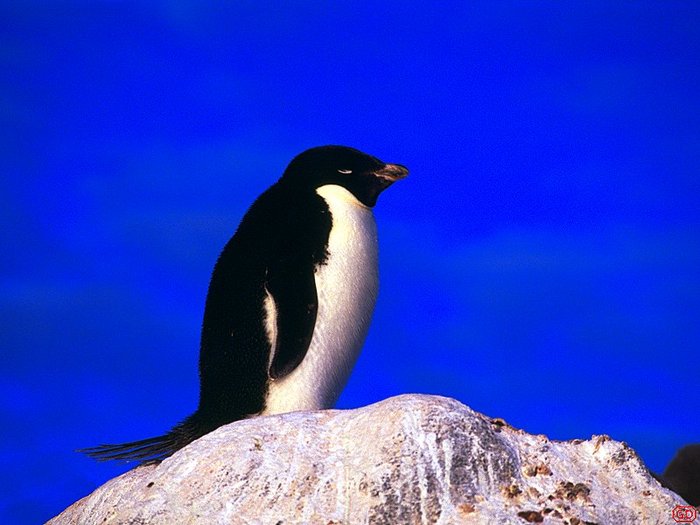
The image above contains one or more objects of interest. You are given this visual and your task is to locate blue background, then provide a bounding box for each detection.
[2,2,699,523]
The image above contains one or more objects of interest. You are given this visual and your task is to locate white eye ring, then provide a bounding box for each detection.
[337,169,352,174]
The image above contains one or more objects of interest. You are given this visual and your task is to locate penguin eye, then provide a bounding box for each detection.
[337,169,352,174]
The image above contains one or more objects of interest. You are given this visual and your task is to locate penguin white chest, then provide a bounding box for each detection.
[263,184,379,414]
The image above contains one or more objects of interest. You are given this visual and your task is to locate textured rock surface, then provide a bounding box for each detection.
[51,395,695,524]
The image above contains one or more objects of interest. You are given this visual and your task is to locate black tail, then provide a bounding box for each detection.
[78,413,210,464]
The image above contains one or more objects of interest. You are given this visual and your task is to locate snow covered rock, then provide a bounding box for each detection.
[49,394,694,524]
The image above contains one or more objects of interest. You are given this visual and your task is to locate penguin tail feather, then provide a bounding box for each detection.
[78,414,207,465]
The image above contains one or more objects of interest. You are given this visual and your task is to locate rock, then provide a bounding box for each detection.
[662,444,700,507]
[50,395,695,524]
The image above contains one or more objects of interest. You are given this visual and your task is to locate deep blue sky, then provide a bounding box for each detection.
[2,2,699,523]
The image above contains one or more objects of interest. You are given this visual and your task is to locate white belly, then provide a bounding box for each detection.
[262,184,379,414]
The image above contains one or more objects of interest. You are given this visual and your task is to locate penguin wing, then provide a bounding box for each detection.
[265,258,318,379]
[264,190,331,380]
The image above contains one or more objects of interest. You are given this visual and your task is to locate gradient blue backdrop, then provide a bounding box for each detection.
[2,3,699,523]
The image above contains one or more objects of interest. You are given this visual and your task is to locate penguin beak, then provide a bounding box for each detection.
[373,164,409,183]
[361,162,408,207]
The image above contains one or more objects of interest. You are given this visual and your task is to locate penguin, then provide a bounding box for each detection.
[80,145,408,463]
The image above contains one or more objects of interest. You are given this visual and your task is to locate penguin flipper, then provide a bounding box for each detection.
[266,261,318,379]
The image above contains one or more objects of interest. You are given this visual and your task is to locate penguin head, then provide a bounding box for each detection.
[281,145,408,207]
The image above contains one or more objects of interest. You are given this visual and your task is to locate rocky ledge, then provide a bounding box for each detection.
[50,394,695,524]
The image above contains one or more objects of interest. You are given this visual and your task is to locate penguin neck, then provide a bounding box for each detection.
[315,184,372,211]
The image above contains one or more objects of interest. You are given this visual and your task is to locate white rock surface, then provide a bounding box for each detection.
[50,395,695,524]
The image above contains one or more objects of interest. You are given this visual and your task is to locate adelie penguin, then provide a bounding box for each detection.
[81,145,408,463]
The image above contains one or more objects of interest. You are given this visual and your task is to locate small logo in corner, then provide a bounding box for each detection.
[672,505,697,523]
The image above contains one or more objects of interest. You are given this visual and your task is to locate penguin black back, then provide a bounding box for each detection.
[79,145,407,463]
